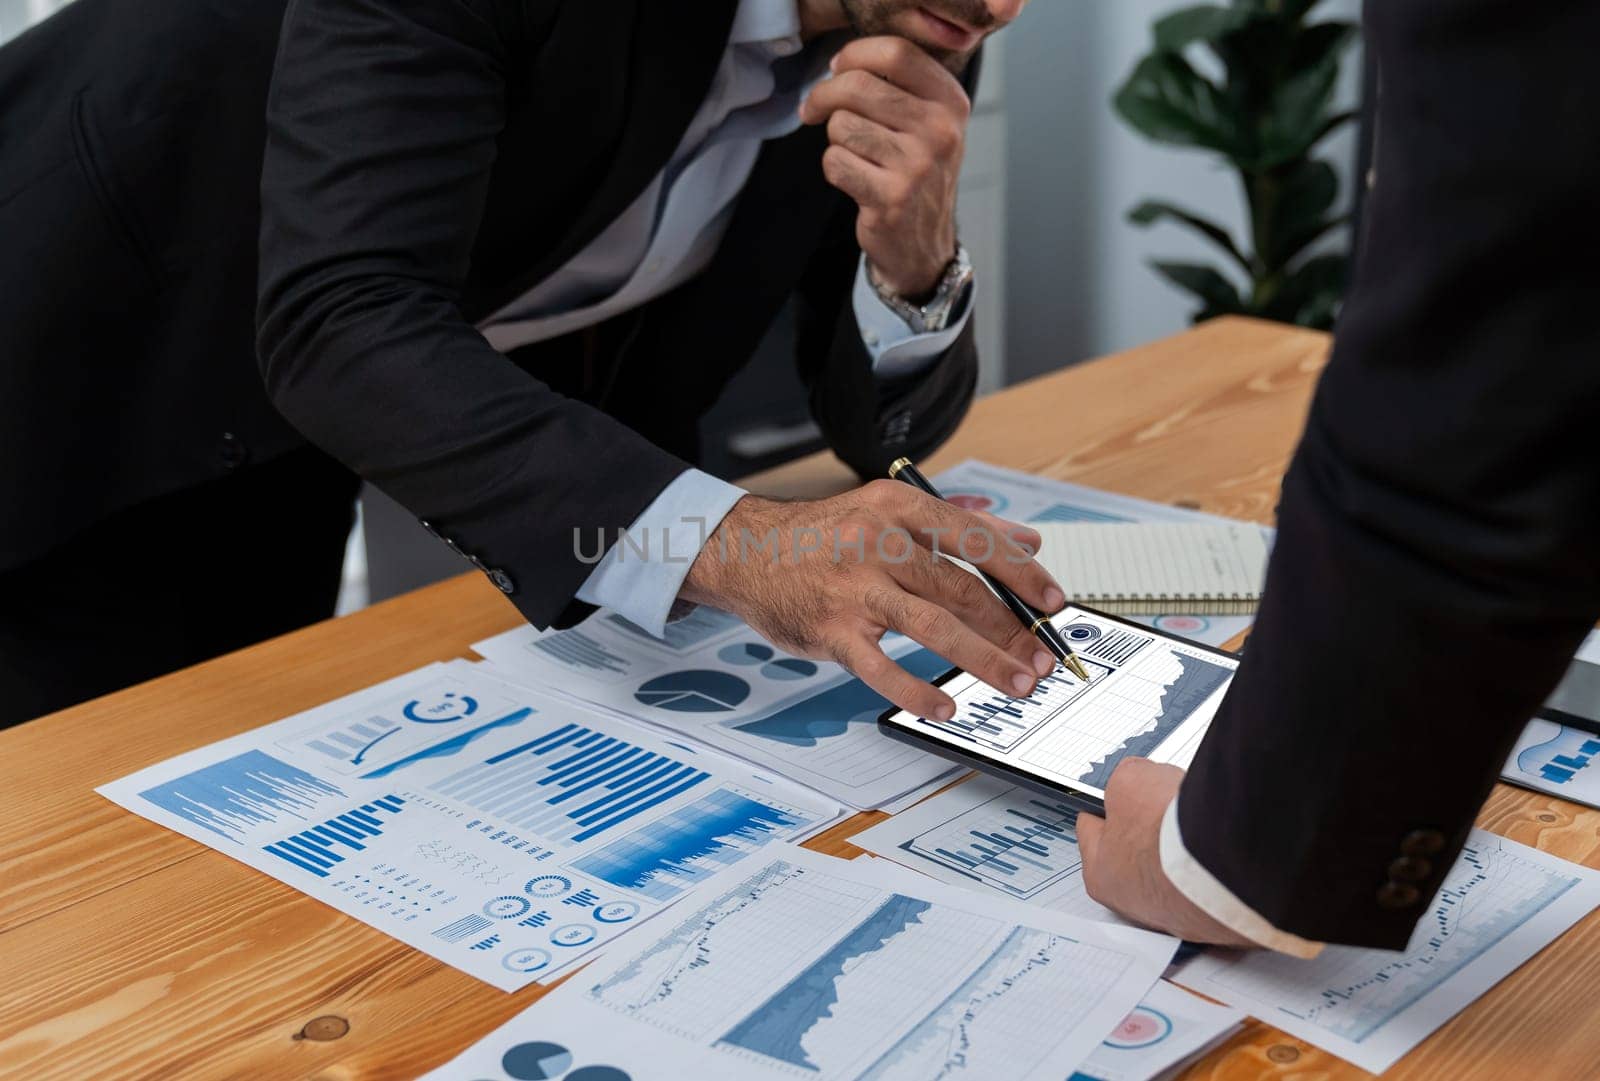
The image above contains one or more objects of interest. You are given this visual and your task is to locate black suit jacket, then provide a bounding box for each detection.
[1181,0,1600,948]
[0,0,307,571]
[255,0,979,629]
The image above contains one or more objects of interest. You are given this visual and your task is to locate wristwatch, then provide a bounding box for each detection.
[869,244,974,334]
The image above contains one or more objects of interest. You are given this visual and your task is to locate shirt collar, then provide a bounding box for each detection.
[728,0,805,55]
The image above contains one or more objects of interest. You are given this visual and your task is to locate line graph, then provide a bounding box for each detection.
[586,856,1138,1080]
[1203,838,1582,1042]
[1014,643,1231,788]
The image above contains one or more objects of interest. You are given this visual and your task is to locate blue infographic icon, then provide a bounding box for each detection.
[635,671,752,713]
[403,691,479,723]
[593,901,640,923]
[1062,622,1102,644]
[501,1041,573,1080]
[550,924,597,948]
[501,948,553,975]
[525,874,573,898]
[484,895,532,919]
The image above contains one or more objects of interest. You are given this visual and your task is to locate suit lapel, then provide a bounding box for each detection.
[476,0,741,317]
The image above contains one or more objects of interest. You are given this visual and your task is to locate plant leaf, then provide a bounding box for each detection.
[1289,21,1359,74]
[1152,5,1243,50]
[1260,252,1349,326]
[1261,159,1339,268]
[1128,200,1253,275]
[1249,25,1357,169]
[1150,260,1246,320]
[1113,52,1238,154]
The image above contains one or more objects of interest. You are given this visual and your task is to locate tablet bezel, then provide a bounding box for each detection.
[875,604,1243,814]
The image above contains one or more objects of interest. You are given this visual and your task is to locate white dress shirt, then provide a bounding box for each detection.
[474,0,973,635]
[1159,796,1324,958]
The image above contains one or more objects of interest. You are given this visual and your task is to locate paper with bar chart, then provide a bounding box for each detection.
[1502,718,1600,810]
[98,661,839,991]
[887,606,1237,800]
[1175,830,1600,1072]
[851,774,1116,921]
[421,847,1177,1081]
[474,616,959,810]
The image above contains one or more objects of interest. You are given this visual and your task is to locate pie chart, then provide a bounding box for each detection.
[501,1041,573,1080]
[761,658,818,681]
[635,671,751,713]
[718,642,775,665]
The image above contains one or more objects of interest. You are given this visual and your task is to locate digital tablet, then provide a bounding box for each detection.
[877,605,1240,813]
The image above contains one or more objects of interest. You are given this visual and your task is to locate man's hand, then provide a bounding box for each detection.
[1077,759,1257,947]
[680,481,1065,720]
[799,37,969,298]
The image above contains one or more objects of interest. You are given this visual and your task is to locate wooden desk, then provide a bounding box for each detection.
[4,317,1597,1080]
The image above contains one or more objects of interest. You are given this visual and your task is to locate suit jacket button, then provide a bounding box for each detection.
[1376,881,1421,909]
[487,568,516,595]
[1388,856,1432,883]
[1401,829,1445,856]
[217,432,249,470]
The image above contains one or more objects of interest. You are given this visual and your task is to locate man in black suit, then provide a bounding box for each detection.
[258,0,1067,723]
[0,0,361,727]
[1078,0,1600,953]
[1,0,1061,727]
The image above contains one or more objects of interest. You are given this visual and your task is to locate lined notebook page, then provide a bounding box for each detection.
[1036,523,1270,615]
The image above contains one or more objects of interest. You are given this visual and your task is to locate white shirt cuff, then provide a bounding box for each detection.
[852,255,974,380]
[573,468,746,637]
[1159,797,1324,959]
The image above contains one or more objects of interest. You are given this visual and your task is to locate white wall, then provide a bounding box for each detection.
[0,0,66,42]
[1001,0,1363,380]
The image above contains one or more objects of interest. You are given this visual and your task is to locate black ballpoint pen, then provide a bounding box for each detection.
[888,457,1091,682]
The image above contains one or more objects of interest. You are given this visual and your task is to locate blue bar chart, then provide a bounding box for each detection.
[533,630,630,675]
[428,723,711,845]
[261,795,406,877]
[139,751,346,843]
[901,790,1082,900]
[928,665,1106,750]
[1516,727,1600,785]
[572,788,813,901]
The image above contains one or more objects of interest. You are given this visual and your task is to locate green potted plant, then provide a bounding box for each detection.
[1113,0,1359,329]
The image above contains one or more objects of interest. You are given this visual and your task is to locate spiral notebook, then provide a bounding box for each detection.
[1036,522,1269,616]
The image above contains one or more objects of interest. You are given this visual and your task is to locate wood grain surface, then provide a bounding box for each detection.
[3,317,1596,1080]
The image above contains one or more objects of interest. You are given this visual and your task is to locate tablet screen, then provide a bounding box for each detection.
[881,606,1239,801]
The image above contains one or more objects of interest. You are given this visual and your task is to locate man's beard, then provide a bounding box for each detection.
[838,0,996,72]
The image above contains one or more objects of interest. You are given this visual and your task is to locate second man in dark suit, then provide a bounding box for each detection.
[258,0,1065,721]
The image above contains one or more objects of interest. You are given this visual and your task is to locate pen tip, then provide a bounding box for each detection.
[1065,655,1089,681]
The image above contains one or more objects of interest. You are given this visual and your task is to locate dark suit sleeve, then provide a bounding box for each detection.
[1177,0,1600,948]
[791,200,978,479]
[255,0,690,629]
[790,56,983,480]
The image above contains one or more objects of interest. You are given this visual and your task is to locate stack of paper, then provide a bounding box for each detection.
[95,460,1600,1079]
